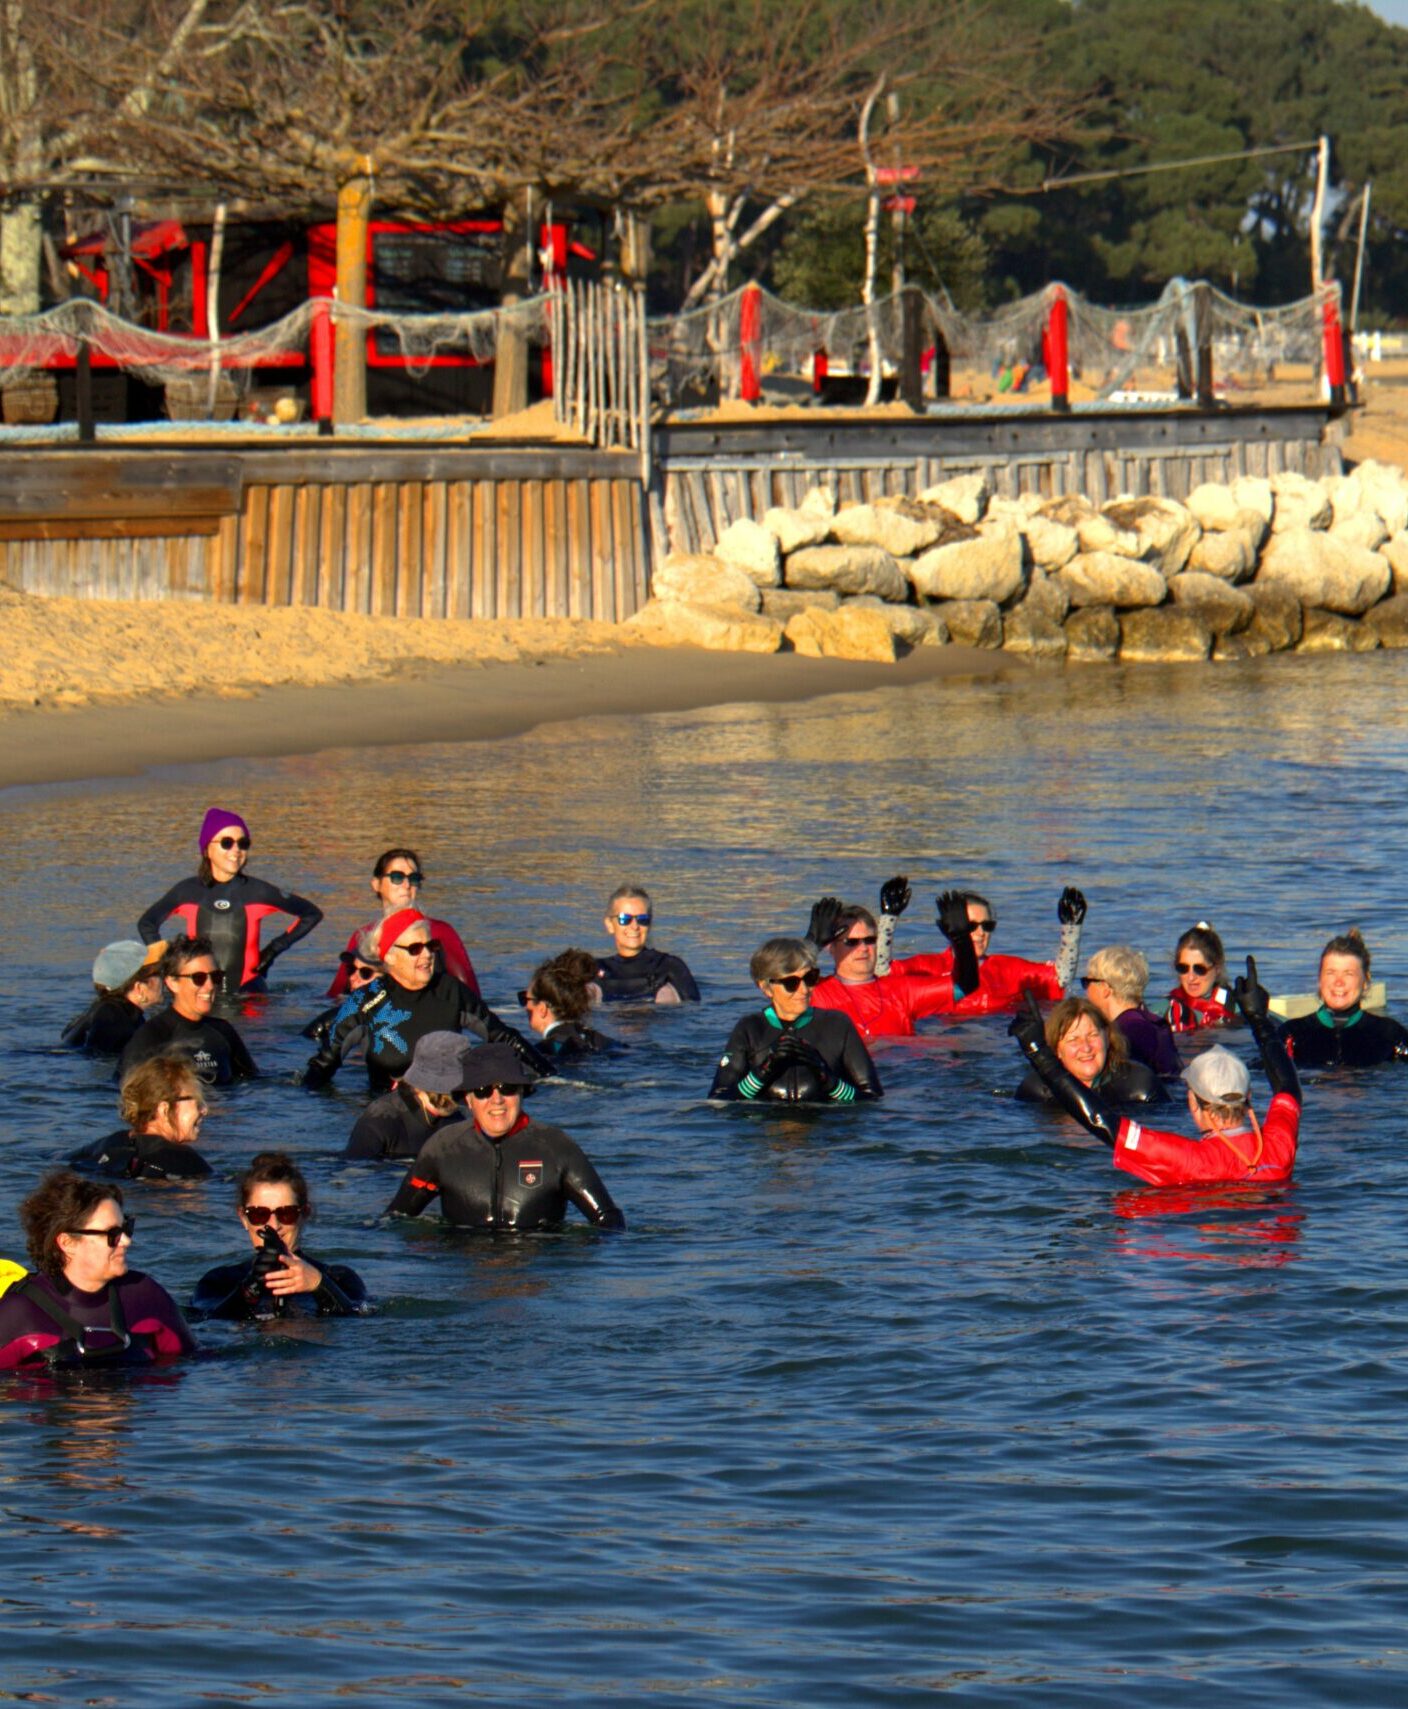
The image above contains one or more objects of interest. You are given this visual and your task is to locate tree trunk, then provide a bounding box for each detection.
[0,201,42,316]
[333,168,371,425]
[493,188,533,419]
[858,77,885,407]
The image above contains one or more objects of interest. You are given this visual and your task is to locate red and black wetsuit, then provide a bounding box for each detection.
[139,872,323,990]
[326,917,478,998]
[387,1114,624,1229]
[1113,1094,1300,1187]
[811,969,953,1040]
[898,949,1063,1017]
[1166,984,1235,1032]
[0,1270,196,1370]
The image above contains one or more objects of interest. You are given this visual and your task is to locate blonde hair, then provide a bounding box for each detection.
[1085,944,1149,1004]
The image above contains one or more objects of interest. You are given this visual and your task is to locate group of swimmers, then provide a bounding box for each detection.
[2,801,1403,1371]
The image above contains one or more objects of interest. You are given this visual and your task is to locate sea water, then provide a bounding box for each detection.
[3,651,1408,1705]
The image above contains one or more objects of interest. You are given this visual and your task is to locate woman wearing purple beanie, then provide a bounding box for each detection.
[137,807,323,993]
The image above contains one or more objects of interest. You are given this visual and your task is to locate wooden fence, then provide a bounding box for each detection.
[550,281,650,479]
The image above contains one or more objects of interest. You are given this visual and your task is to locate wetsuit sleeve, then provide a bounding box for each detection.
[326,928,361,998]
[435,924,479,995]
[660,955,700,1003]
[557,1138,625,1229]
[1011,1022,1118,1146]
[302,990,371,1089]
[217,1018,258,1081]
[309,1262,368,1316]
[838,1021,883,1101]
[455,985,554,1077]
[903,973,964,1022]
[386,1146,442,1218]
[137,882,185,944]
[251,883,324,977]
[708,1018,763,1100]
[189,1260,264,1320]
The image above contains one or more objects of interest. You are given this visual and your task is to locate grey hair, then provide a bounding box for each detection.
[1085,944,1150,1003]
[354,926,387,968]
[750,936,819,986]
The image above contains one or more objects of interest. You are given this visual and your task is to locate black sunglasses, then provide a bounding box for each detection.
[216,835,251,851]
[773,969,822,992]
[66,1216,136,1249]
[390,938,442,958]
[174,968,226,988]
[971,918,998,932]
[839,934,879,948]
[243,1203,303,1227]
[1176,961,1211,976]
[517,989,534,1006]
[469,1083,525,1100]
[381,869,423,886]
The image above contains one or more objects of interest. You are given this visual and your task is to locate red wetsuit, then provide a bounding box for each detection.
[1166,984,1235,1033]
[812,970,954,1041]
[326,917,478,997]
[1112,1092,1299,1188]
[897,950,1063,1017]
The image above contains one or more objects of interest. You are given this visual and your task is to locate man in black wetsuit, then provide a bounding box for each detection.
[386,1044,625,1230]
[593,882,699,1004]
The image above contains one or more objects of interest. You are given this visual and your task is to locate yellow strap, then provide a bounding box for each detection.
[0,1259,28,1299]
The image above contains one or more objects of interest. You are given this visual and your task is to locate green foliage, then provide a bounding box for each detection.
[769,198,989,310]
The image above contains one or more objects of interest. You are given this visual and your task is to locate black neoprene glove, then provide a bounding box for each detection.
[1007,989,1047,1053]
[1234,955,1301,1103]
[880,876,911,917]
[1057,886,1087,925]
[241,1227,286,1310]
[511,1034,555,1080]
[937,891,975,942]
[1232,954,1269,1025]
[765,1030,835,1096]
[806,896,845,950]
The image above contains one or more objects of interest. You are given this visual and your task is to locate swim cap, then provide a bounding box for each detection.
[377,909,427,962]
[1182,1046,1249,1102]
[200,808,250,850]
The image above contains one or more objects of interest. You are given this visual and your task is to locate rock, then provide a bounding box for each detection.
[652,553,761,612]
[931,599,1002,649]
[714,518,781,586]
[1038,494,1097,528]
[1056,551,1168,609]
[1245,582,1303,652]
[1256,528,1391,615]
[1077,512,1143,557]
[1002,603,1067,659]
[844,595,943,649]
[1186,525,1258,583]
[785,544,908,601]
[1063,606,1121,662]
[1230,476,1274,526]
[917,472,990,524]
[1186,482,1243,532]
[1016,567,1070,625]
[760,587,840,620]
[1330,509,1389,553]
[830,496,948,557]
[1021,511,1079,570]
[1119,608,1212,663]
[1100,496,1199,575]
[799,484,836,520]
[625,599,784,654]
[1268,471,1332,533]
[909,522,1025,604]
[1296,608,1379,653]
[1352,460,1408,538]
[784,604,898,662]
[1381,532,1408,593]
[1363,592,1408,649]
[761,505,830,556]
[1213,632,1274,661]
[1167,571,1254,634]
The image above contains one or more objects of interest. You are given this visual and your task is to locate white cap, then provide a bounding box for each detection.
[1182,1046,1249,1102]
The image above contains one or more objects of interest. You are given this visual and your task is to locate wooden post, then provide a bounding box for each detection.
[1322,286,1347,408]
[739,281,762,404]
[1047,285,1070,413]
[311,298,335,431]
[76,337,95,443]
[333,164,372,425]
[1193,281,1214,409]
[493,188,534,419]
[899,285,923,411]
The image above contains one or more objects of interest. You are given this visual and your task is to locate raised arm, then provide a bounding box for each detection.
[1234,956,1302,1105]
[1053,886,1087,992]
[1009,991,1117,1146]
[875,875,910,976]
[936,890,981,998]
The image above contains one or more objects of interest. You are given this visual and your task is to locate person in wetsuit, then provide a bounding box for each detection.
[1013,996,1165,1108]
[1079,944,1180,1076]
[1166,922,1236,1032]
[138,807,323,992]
[807,896,955,1041]
[62,940,167,1056]
[70,1055,212,1182]
[192,1152,367,1320]
[325,847,478,998]
[520,949,618,1060]
[303,909,550,1094]
[880,877,1087,1015]
[118,936,257,1086]
[1281,929,1408,1068]
[386,1043,624,1230]
[593,883,699,1003]
[1011,959,1301,1187]
[344,1031,472,1161]
[710,935,882,1103]
[0,1171,195,1370]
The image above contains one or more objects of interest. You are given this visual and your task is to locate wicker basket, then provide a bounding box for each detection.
[2,374,59,425]
[164,374,239,422]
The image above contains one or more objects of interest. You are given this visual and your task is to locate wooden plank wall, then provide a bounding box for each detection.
[1,472,651,621]
[659,434,1343,556]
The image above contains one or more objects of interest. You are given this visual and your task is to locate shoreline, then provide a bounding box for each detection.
[0,642,1016,793]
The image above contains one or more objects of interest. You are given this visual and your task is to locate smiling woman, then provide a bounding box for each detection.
[118,935,257,1086]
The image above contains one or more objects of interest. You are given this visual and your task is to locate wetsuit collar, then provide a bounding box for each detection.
[1316,1004,1364,1029]
[473,1112,531,1142]
[763,1006,814,1030]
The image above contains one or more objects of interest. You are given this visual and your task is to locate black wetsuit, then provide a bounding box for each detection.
[303,970,550,1094]
[69,1127,212,1182]
[387,1115,625,1230]
[594,946,700,1003]
[138,871,323,990]
[62,995,147,1057]
[118,1007,256,1086]
[708,1007,883,1103]
[539,1020,618,1059]
[0,1270,196,1370]
[1015,1057,1167,1106]
[190,1252,367,1320]
[1281,1006,1408,1068]
[344,1085,459,1161]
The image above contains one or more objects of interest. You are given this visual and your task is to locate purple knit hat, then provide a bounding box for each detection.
[199,807,250,850]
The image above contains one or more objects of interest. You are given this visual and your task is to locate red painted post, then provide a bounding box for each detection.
[1322,287,1346,406]
[739,281,762,403]
[310,298,335,428]
[1047,284,1070,413]
[812,348,829,394]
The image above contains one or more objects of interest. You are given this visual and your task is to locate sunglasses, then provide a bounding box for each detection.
[1176,961,1211,976]
[216,835,251,851]
[773,969,822,992]
[614,912,652,927]
[517,989,536,1007]
[1080,975,1109,989]
[174,968,225,988]
[839,934,879,948]
[66,1217,136,1249]
[971,919,998,932]
[390,938,441,958]
[243,1203,303,1227]
[350,964,379,983]
[382,870,423,886]
[469,1083,525,1100]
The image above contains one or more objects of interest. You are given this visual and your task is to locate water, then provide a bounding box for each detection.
[4,651,1408,1705]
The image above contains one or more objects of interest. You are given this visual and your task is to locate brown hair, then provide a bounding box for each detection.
[1321,928,1371,977]
[1045,996,1128,1069]
[236,1151,310,1217]
[21,1171,124,1280]
[527,948,599,1023]
[119,1055,204,1133]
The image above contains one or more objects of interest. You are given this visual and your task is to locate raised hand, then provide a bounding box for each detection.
[937,890,975,942]
[806,896,845,949]
[1007,990,1046,1052]
[1233,955,1270,1024]
[1057,886,1087,925]
[879,876,911,917]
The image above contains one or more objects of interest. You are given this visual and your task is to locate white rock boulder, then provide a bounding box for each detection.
[1056,552,1168,609]
[917,472,990,524]
[652,554,761,611]
[625,599,784,654]
[785,544,908,601]
[1268,471,1332,534]
[908,522,1025,604]
[1256,528,1391,615]
[714,518,782,586]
